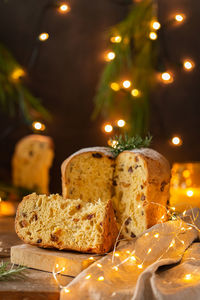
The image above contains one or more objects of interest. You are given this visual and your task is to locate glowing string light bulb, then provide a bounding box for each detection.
[183,60,194,71]
[59,3,70,13]
[11,68,25,80]
[112,266,119,271]
[85,274,91,280]
[137,264,143,269]
[32,121,46,131]
[110,35,122,43]
[154,233,159,238]
[110,82,120,91]
[149,32,157,40]
[171,136,182,146]
[130,256,136,262]
[184,274,192,280]
[169,239,175,248]
[97,263,102,268]
[64,288,70,293]
[186,190,194,197]
[122,80,131,89]
[147,248,152,254]
[104,124,113,133]
[131,89,140,97]
[98,276,104,281]
[161,72,173,83]
[38,32,49,41]
[114,252,120,257]
[105,51,115,61]
[152,21,161,30]
[117,119,126,127]
[175,14,184,22]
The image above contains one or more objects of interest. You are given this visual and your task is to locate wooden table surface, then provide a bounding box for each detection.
[0,217,74,300]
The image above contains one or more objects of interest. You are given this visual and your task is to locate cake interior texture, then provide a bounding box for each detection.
[62,148,170,238]
[62,151,115,203]
[15,193,117,254]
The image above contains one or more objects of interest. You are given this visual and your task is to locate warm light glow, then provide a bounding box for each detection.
[32,121,46,131]
[85,274,91,280]
[130,256,136,262]
[144,233,149,236]
[183,170,190,178]
[59,3,70,13]
[56,264,59,268]
[171,136,182,146]
[149,32,157,40]
[184,274,192,280]
[169,239,175,248]
[117,119,126,127]
[160,215,165,220]
[110,35,122,43]
[131,89,140,97]
[186,190,194,197]
[154,233,159,238]
[97,263,102,268]
[161,72,173,83]
[171,207,176,211]
[181,240,185,245]
[112,266,119,271]
[0,201,15,216]
[152,21,161,30]
[110,82,120,91]
[89,257,94,260]
[114,253,119,257]
[104,124,113,133]
[183,210,187,216]
[11,68,25,80]
[126,250,130,254]
[64,288,70,293]
[188,227,193,230]
[105,51,115,61]
[183,60,194,71]
[98,276,104,281]
[138,204,141,209]
[137,264,143,269]
[122,80,131,89]
[39,32,49,41]
[175,14,184,22]
[147,248,152,254]
[62,267,65,271]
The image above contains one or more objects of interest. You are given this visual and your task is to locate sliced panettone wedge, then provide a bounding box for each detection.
[61,147,115,203]
[112,148,171,238]
[15,193,118,254]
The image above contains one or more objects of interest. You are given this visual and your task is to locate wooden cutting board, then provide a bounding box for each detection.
[11,244,101,277]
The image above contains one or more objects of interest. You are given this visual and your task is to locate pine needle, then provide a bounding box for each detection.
[108,134,152,157]
[0,262,27,281]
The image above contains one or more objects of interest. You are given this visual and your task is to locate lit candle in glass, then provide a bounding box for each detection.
[170,163,200,212]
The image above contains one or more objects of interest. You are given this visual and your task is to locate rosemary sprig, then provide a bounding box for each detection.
[0,262,27,281]
[108,134,152,157]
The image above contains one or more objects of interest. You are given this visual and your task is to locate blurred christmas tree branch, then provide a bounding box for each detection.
[0,44,50,123]
[93,0,158,136]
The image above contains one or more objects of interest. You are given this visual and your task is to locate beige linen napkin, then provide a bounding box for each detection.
[60,209,200,300]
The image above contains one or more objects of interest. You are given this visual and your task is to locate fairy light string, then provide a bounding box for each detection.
[54,206,200,297]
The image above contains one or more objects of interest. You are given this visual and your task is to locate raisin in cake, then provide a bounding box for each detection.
[12,135,54,194]
[61,147,170,238]
[61,147,115,202]
[15,193,118,254]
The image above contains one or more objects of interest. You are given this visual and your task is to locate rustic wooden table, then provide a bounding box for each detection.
[0,217,73,300]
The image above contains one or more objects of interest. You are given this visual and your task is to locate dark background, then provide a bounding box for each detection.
[0,0,199,193]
